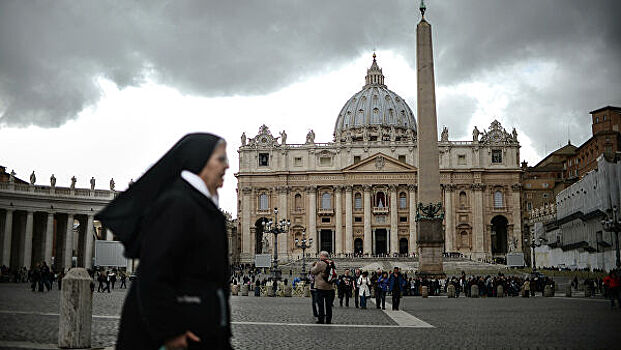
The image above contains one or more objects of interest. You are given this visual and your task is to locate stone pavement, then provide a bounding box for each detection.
[1,283,620,349]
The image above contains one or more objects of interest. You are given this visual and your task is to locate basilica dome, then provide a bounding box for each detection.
[333,54,417,143]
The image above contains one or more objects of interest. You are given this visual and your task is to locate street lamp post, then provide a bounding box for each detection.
[525,228,542,270]
[295,229,313,279]
[262,207,291,280]
[601,205,621,268]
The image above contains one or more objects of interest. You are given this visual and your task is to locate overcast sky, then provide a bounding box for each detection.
[1,0,620,217]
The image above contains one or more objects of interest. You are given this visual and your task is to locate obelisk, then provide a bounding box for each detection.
[415,0,444,277]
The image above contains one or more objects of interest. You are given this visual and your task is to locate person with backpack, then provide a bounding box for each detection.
[357,271,371,309]
[337,269,354,307]
[310,251,336,324]
[377,271,390,310]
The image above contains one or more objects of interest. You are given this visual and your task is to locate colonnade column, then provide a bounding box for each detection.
[511,184,523,251]
[389,185,398,255]
[277,186,288,259]
[241,187,252,260]
[22,211,34,269]
[408,185,417,254]
[444,185,454,252]
[334,186,343,256]
[363,185,372,255]
[64,214,74,269]
[345,186,353,254]
[307,186,318,255]
[2,209,14,266]
[44,213,54,265]
[472,184,486,258]
[84,215,95,268]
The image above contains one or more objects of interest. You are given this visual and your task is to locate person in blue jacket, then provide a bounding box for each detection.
[388,267,407,311]
[377,271,390,310]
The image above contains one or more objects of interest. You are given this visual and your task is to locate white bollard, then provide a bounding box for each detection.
[59,268,92,349]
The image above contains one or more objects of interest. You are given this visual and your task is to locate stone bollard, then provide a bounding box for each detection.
[565,285,572,297]
[544,285,554,297]
[497,285,504,298]
[447,284,456,298]
[421,286,429,298]
[59,268,92,349]
[470,285,479,298]
[303,285,311,297]
[241,284,249,296]
[231,284,239,296]
[266,286,274,297]
[284,285,292,297]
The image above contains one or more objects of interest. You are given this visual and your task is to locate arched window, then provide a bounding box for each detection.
[376,192,386,207]
[294,193,302,210]
[259,193,268,210]
[494,191,503,208]
[399,192,407,209]
[354,193,362,209]
[459,191,467,208]
[321,192,332,210]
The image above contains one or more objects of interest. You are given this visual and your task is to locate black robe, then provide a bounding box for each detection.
[116,178,231,349]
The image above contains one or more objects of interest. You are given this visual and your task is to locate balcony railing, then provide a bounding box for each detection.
[372,206,389,214]
[317,208,334,215]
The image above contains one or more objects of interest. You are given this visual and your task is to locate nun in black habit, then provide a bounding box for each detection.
[96,133,232,350]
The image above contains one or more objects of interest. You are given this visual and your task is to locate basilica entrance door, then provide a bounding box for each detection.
[399,238,408,255]
[375,229,387,255]
[491,215,508,255]
[320,229,333,254]
[354,238,363,256]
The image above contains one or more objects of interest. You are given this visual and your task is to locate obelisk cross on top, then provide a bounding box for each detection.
[415,0,445,278]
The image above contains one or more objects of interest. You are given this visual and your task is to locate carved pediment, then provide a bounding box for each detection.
[342,153,416,172]
[247,124,280,148]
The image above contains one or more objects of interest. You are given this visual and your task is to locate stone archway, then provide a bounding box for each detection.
[254,218,268,254]
[354,238,363,256]
[399,238,408,255]
[491,215,508,255]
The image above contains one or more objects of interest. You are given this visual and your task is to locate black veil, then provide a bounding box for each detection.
[95,133,223,258]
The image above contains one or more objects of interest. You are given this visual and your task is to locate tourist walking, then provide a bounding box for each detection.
[119,271,127,289]
[353,268,361,308]
[603,270,621,309]
[389,267,406,310]
[357,271,371,309]
[308,271,319,318]
[96,133,232,349]
[310,251,336,324]
[337,269,354,307]
[377,271,390,310]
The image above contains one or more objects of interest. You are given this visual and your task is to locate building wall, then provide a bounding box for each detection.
[236,122,522,263]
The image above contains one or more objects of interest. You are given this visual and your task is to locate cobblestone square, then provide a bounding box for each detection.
[1,283,621,349]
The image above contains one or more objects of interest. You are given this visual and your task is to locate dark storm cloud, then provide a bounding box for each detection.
[1,0,619,156]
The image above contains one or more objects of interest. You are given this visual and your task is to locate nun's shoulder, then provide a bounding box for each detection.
[150,184,197,214]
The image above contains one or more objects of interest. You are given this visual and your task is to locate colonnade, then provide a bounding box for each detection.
[0,209,96,271]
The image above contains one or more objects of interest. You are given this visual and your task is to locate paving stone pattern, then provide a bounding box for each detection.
[1,283,620,349]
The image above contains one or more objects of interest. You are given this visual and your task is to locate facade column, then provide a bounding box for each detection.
[2,209,13,267]
[334,186,343,256]
[511,184,523,251]
[408,185,417,254]
[22,211,34,269]
[307,186,318,255]
[44,213,54,265]
[64,214,74,269]
[363,185,372,255]
[84,215,95,268]
[389,185,398,255]
[444,185,455,252]
[277,186,288,260]
[345,186,353,255]
[241,187,253,261]
[472,184,486,259]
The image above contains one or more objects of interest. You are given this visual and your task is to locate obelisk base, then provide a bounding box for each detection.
[417,218,445,278]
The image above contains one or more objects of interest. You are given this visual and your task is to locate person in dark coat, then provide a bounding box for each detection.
[96,133,231,350]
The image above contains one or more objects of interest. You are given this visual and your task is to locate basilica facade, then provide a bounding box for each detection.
[235,56,523,263]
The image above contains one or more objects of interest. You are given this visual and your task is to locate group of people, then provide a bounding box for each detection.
[0,263,65,291]
[307,251,410,324]
[91,268,128,292]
